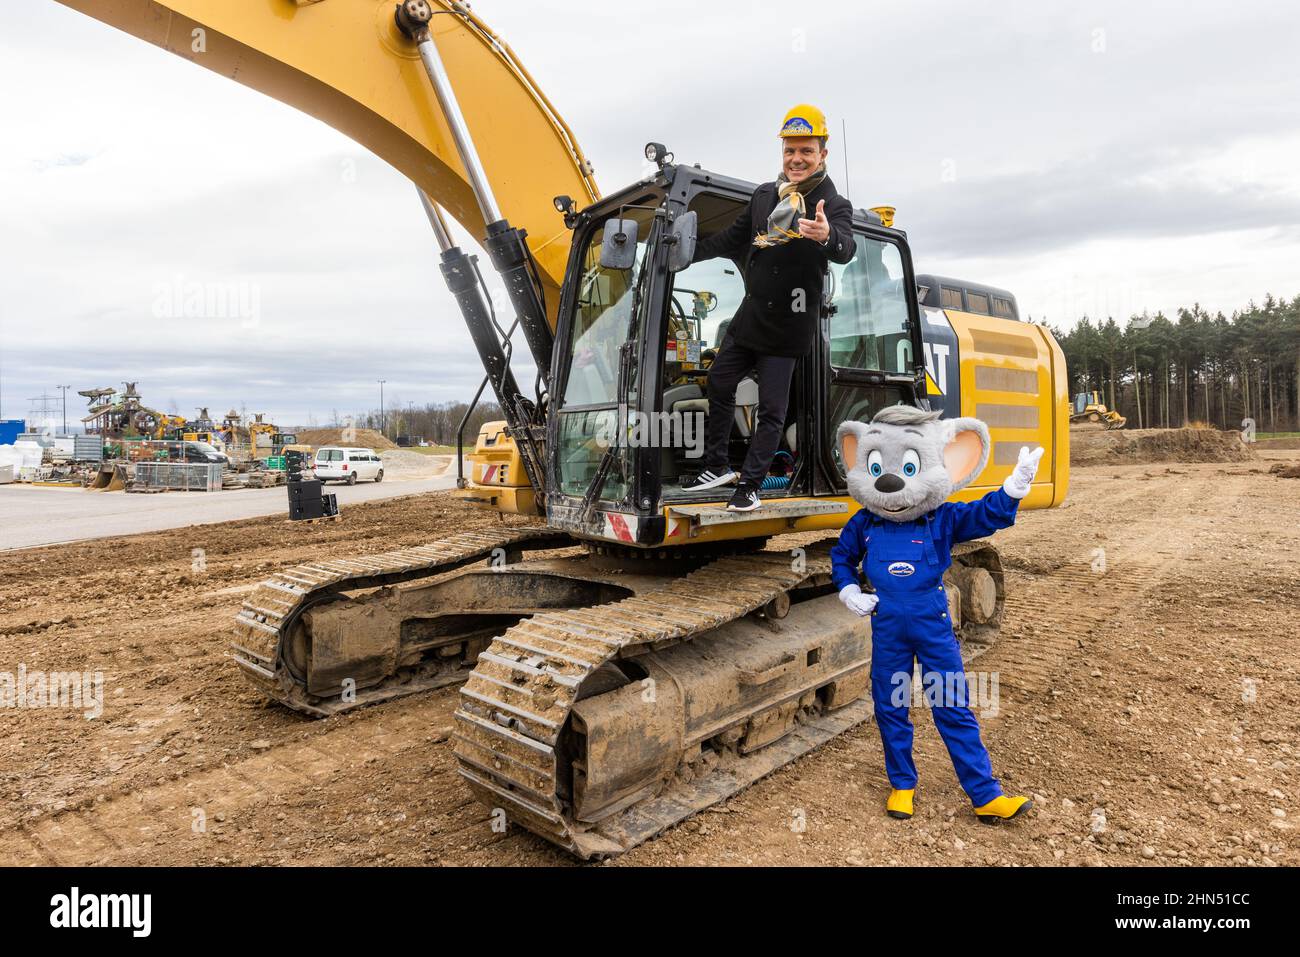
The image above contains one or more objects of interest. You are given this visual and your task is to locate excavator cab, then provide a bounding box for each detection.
[532,163,928,547]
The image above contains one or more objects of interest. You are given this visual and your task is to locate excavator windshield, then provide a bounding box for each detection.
[554,202,659,500]
[828,239,913,374]
[562,215,654,407]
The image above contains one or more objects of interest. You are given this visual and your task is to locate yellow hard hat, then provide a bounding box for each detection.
[779,103,829,138]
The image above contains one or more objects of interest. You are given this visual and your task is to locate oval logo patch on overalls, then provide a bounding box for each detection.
[888,561,915,577]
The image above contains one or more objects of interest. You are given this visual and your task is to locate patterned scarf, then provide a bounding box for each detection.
[752,166,827,248]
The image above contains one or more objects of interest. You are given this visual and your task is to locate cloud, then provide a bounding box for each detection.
[33,150,103,172]
[900,140,1300,260]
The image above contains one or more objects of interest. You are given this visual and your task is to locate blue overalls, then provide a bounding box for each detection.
[831,488,1021,806]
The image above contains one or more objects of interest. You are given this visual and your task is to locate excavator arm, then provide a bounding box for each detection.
[54,0,599,305]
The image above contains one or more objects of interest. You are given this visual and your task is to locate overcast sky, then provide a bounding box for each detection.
[3,0,1299,428]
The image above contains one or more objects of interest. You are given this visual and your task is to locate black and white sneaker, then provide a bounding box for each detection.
[726,484,761,512]
[681,468,739,492]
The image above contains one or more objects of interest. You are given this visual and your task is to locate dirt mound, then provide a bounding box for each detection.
[1070,427,1258,466]
[378,449,453,479]
[294,427,397,450]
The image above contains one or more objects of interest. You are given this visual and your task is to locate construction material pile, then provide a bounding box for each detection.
[0,440,45,481]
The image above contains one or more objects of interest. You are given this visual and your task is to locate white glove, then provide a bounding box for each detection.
[1003,445,1045,499]
[839,584,879,617]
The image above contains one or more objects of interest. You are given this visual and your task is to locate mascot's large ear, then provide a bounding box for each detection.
[837,421,869,471]
[942,417,990,493]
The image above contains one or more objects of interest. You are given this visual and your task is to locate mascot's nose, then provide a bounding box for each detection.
[874,472,905,493]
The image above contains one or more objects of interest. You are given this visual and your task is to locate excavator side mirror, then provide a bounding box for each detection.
[668,211,697,272]
[599,217,639,271]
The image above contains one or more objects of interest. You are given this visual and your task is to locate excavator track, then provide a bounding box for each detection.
[453,544,830,857]
[231,526,575,716]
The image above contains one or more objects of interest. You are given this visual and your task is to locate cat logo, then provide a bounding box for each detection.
[919,306,961,420]
[887,561,916,577]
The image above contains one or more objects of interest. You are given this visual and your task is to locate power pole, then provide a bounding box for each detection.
[27,392,60,433]
[58,385,71,434]
[378,379,386,436]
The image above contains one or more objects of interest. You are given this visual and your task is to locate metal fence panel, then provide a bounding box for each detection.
[73,435,104,462]
[133,462,223,491]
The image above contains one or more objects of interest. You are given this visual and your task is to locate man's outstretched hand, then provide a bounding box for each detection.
[798,199,830,243]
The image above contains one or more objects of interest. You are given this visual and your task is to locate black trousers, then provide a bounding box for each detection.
[704,338,797,487]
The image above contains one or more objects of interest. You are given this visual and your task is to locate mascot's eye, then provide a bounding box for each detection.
[901,449,920,477]
[866,449,883,477]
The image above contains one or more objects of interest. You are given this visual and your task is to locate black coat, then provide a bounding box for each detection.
[693,175,855,357]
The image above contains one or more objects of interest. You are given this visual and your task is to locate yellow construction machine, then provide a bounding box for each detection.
[57,0,1069,857]
[1070,390,1127,430]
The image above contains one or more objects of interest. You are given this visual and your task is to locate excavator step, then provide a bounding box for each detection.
[669,499,848,530]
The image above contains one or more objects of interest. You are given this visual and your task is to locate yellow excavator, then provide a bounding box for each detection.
[57,0,1069,858]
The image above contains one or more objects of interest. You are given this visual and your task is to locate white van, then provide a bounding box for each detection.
[314,447,384,485]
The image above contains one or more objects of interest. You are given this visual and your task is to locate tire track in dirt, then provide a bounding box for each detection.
[8,695,458,865]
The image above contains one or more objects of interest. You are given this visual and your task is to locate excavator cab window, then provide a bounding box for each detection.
[825,234,918,480]
[666,193,748,352]
[555,204,656,500]
[828,239,911,374]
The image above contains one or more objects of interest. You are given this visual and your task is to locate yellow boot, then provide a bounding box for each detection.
[974,794,1032,824]
[886,789,914,820]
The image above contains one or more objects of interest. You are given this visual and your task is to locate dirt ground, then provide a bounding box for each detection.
[1,450,1296,867]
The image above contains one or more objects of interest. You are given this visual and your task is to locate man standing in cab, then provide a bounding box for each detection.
[682,104,856,511]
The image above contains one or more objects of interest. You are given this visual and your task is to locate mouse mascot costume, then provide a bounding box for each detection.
[830,405,1043,823]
